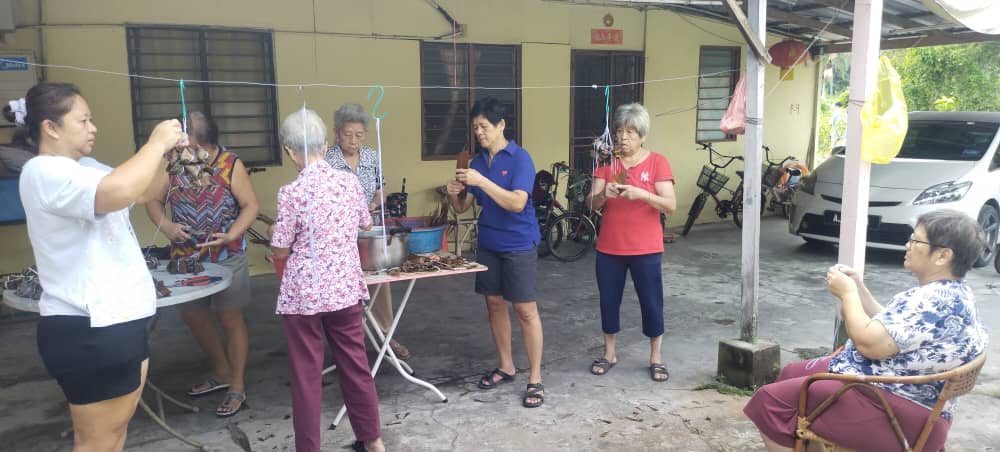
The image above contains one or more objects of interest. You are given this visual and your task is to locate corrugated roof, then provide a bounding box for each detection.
[549,0,1000,53]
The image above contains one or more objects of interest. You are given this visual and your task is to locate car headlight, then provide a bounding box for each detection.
[798,172,817,195]
[913,181,973,205]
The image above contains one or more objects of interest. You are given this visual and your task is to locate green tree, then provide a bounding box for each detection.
[885,43,1000,112]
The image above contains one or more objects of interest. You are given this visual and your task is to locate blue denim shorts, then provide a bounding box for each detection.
[474,247,537,303]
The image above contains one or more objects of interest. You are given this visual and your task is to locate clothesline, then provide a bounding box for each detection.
[0,58,735,90]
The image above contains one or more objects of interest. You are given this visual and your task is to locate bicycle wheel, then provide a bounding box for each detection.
[732,184,744,228]
[682,192,709,236]
[541,219,563,258]
[547,213,596,262]
[538,230,551,257]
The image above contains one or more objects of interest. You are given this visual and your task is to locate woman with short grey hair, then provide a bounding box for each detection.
[280,109,328,156]
[270,108,386,452]
[745,209,988,451]
[614,102,650,139]
[325,102,411,360]
[586,102,678,382]
[334,102,369,131]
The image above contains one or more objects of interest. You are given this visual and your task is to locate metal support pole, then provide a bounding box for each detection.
[739,0,766,343]
[834,0,884,347]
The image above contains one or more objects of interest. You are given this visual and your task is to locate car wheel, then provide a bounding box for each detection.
[802,237,826,247]
[974,204,1000,268]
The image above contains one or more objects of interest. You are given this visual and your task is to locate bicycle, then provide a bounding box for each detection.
[534,161,572,257]
[681,142,745,236]
[545,171,601,262]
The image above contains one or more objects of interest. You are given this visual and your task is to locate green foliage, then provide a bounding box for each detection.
[885,43,1000,112]
[694,375,756,396]
[816,44,1000,156]
[933,96,957,112]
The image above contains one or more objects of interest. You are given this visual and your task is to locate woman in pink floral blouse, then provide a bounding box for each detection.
[268,109,385,452]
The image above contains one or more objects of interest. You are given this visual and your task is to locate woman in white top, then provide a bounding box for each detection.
[18,82,185,452]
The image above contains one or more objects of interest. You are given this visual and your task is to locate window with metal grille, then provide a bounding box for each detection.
[695,46,740,142]
[420,42,520,160]
[126,26,280,166]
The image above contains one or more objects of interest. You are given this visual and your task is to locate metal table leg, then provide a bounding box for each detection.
[142,313,205,449]
[330,279,447,430]
[137,398,208,451]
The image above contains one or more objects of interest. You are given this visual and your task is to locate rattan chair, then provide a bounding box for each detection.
[794,353,986,452]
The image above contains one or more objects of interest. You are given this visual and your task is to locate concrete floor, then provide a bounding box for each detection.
[2,217,999,451]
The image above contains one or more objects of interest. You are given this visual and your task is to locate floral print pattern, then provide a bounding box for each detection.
[829,280,988,418]
[271,161,372,315]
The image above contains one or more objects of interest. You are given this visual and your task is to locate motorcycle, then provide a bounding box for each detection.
[768,160,808,218]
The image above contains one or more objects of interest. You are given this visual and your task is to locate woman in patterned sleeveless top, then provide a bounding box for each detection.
[144,112,260,417]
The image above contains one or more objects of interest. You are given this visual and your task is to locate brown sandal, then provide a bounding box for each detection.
[590,358,616,376]
[650,363,670,382]
[477,368,515,389]
[523,383,545,408]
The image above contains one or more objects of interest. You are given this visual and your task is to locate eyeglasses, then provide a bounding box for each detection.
[906,235,938,248]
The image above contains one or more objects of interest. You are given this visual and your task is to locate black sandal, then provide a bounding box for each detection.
[650,363,670,382]
[590,357,616,376]
[523,383,545,408]
[477,368,515,389]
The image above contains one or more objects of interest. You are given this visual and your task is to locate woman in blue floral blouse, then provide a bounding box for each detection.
[744,209,989,451]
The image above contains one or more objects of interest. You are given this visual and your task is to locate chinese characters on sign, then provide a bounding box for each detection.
[591,29,623,45]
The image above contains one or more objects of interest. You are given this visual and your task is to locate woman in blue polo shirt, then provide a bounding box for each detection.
[446,97,545,408]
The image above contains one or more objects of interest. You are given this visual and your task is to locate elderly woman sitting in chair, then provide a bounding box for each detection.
[744,209,989,451]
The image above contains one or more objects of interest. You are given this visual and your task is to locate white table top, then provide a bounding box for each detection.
[2,262,233,313]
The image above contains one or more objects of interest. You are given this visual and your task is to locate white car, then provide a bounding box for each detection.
[789,111,1000,267]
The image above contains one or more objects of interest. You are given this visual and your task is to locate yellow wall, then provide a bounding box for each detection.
[644,11,817,227]
[0,0,817,274]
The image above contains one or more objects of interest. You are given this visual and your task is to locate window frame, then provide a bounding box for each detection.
[419,42,521,161]
[695,46,741,143]
[125,24,282,167]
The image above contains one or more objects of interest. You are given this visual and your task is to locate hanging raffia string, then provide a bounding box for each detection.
[143,80,189,258]
[374,116,389,264]
[179,79,188,134]
[591,84,615,211]
[300,103,319,283]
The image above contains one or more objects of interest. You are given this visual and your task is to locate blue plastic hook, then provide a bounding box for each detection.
[367,85,387,120]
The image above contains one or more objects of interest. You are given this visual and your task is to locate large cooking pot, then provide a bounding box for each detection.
[358,226,410,271]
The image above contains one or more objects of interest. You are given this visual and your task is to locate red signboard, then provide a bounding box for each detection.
[591,29,623,45]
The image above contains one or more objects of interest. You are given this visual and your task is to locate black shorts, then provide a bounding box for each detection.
[475,247,537,303]
[37,315,151,405]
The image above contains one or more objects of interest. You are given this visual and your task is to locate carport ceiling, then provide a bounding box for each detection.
[547,0,1000,53]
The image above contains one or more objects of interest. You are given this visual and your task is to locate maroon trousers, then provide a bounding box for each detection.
[283,303,381,452]
[744,356,950,451]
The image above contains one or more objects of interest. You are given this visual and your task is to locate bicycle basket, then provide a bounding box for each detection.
[696,165,729,195]
[762,164,783,187]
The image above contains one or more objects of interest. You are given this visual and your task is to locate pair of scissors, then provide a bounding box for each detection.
[170,275,222,287]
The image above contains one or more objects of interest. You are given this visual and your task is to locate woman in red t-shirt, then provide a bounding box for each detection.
[587,103,677,382]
